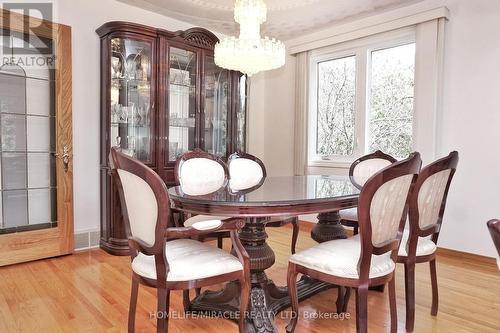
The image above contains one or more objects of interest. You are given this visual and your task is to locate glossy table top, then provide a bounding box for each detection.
[168,175,360,217]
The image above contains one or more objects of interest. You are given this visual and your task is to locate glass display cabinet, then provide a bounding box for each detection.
[97,22,248,255]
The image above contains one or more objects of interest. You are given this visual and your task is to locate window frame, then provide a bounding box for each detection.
[308,27,416,168]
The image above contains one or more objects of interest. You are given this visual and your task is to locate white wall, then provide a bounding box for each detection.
[254,0,500,258]
[52,0,196,233]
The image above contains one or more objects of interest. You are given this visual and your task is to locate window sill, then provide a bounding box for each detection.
[308,160,352,169]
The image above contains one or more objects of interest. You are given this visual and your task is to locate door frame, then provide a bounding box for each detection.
[0,9,73,266]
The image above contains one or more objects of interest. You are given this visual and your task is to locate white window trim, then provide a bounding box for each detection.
[308,28,416,168]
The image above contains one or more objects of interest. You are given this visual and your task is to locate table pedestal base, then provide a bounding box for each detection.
[189,275,336,333]
[188,217,338,333]
[311,210,348,243]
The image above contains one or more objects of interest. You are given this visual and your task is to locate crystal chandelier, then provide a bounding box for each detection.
[214,0,285,76]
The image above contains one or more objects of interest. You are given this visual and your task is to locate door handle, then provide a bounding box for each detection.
[54,145,71,172]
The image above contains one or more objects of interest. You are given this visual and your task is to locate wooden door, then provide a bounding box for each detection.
[0,10,73,266]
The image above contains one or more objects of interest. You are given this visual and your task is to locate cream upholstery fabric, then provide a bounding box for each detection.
[184,214,228,227]
[289,235,395,279]
[229,158,264,191]
[370,175,413,246]
[352,158,393,187]
[339,207,358,221]
[398,229,437,257]
[179,158,225,195]
[417,169,451,229]
[131,239,243,281]
[191,219,222,230]
[117,169,157,246]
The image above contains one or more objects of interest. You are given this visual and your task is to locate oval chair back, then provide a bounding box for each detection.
[350,150,397,189]
[356,152,421,280]
[110,147,171,261]
[404,151,459,257]
[174,148,229,196]
[227,151,266,192]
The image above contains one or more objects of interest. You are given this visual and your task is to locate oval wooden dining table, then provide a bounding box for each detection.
[168,175,359,333]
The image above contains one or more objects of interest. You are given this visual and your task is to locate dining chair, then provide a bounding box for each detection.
[174,148,230,248]
[110,148,250,333]
[397,151,459,332]
[487,219,500,259]
[228,151,300,254]
[286,152,421,333]
[339,150,397,235]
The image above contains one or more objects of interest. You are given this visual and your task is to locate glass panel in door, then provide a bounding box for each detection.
[168,47,197,162]
[203,55,228,157]
[0,30,56,233]
[110,37,152,162]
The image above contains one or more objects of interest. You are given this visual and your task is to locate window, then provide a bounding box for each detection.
[368,43,415,158]
[316,56,356,157]
[309,31,416,165]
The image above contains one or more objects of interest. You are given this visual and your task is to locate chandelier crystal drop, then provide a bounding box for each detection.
[214,0,286,76]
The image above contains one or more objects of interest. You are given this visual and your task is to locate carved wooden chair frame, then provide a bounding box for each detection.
[396,151,458,332]
[111,148,250,333]
[287,152,421,333]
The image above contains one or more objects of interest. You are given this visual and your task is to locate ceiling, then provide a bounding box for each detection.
[118,0,422,41]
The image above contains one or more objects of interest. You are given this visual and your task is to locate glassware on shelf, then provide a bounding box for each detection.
[111,56,123,79]
[118,105,128,123]
[167,47,197,163]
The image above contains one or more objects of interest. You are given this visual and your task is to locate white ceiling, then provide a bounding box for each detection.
[118,0,422,40]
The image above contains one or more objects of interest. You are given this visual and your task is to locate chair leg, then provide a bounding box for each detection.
[157,288,170,333]
[238,277,250,333]
[217,236,223,249]
[285,264,299,333]
[291,217,299,254]
[195,288,201,296]
[389,276,397,333]
[336,286,345,314]
[404,262,416,332]
[182,290,190,313]
[355,285,368,333]
[430,259,439,316]
[128,275,139,333]
[342,287,351,313]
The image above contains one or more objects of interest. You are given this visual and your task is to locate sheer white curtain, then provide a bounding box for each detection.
[293,51,309,176]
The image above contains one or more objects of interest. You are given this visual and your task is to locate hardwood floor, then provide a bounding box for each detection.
[0,225,499,333]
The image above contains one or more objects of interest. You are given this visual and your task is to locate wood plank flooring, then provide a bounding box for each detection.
[0,225,499,333]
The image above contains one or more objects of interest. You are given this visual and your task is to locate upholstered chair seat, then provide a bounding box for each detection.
[132,238,243,281]
[289,235,395,279]
[339,207,357,221]
[398,230,436,257]
[183,214,229,227]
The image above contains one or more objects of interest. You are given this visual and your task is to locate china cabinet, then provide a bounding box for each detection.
[97,22,248,255]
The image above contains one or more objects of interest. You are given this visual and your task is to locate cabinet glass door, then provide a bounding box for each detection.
[110,37,153,163]
[203,55,229,157]
[235,73,248,152]
[168,47,197,162]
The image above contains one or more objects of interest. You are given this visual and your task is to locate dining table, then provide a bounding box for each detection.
[168,175,360,333]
